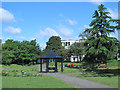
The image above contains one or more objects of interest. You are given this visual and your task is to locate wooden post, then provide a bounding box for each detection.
[46,59,49,72]
[40,59,42,72]
[55,59,58,72]
[61,59,63,72]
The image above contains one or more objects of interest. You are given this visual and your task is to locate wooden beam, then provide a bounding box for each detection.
[61,59,63,72]
[46,59,49,72]
[40,59,42,72]
[55,59,58,72]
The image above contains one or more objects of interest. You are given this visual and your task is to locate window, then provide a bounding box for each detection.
[68,42,70,46]
[66,42,67,46]
[73,57,76,60]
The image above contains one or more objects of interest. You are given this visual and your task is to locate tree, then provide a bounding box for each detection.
[42,36,66,57]
[83,4,119,65]
[2,50,15,65]
[2,39,41,65]
[68,42,85,62]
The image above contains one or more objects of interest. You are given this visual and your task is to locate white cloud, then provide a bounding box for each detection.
[36,27,59,40]
[59,13,64,17]
[0,8,15,23]
[108,8,118,19]
[40,43,46,50]
[4,26,21,34]
[66,19,77,26]
[59,14,77,25]
[58,26,74,37]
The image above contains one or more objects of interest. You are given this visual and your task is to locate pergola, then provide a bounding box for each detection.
[40,49,64,72]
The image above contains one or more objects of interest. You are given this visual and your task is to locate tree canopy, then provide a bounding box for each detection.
[42,36,67,58]
[67,42,85,62]
[2,39,41,65]
[83,4,119,65]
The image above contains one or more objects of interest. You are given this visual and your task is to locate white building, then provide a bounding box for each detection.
[61,39,85,62]
[61,39,85,49]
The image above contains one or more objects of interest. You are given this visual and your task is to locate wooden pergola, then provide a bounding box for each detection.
[39,49,64,72]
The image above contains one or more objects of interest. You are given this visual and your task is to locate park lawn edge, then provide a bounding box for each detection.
[71,74,118,88]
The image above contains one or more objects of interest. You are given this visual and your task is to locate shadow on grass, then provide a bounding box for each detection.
[85,69,120,77]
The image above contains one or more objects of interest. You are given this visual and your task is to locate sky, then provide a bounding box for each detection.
[1,2,119,49]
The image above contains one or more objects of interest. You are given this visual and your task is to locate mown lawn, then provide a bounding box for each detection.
[1,64,77,88]
[2,75,75,88]
[71,74,119,88]
[107,60,119,65]
[58,67,79,73]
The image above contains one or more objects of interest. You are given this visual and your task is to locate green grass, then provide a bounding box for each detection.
[1,64,23,68]
[71,74,118,88]
[0,76,2,90]
[57,67,79,73]
[2,66,40,77]
[2,75,75,88]
[57,62,83,66]
[107,60,119,65]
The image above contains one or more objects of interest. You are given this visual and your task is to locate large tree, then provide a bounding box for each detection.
[83,4,119,65]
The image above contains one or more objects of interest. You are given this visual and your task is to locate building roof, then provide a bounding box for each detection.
[40,49,63,59]
[61,39,86,42]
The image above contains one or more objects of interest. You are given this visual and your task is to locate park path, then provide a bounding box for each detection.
[37,64,117,89]
[50,73,115,88]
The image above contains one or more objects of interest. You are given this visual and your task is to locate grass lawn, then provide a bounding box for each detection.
[57,67,79,73]
[2,75,75,88]
[107,60,119,65]
[1,64,23,68]
[57,62,83,66]
[71,74,118,88]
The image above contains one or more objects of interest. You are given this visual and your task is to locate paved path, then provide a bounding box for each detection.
[50,73,116,88]
[37,64,118,89]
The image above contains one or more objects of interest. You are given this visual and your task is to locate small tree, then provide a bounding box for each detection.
[68,42,85,62]
[43,36,66,57]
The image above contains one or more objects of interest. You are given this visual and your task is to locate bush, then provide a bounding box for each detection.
[2,72,9,76]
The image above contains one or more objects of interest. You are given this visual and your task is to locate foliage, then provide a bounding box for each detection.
[42,36,67,58]
[107,60,119,65]
[2,39,41,65]
[67,42,85,62]
[82,4,119,65]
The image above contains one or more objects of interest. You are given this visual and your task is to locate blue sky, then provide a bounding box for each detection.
[1,2,118,49]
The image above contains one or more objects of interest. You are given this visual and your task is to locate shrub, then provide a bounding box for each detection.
[2,72,9,76]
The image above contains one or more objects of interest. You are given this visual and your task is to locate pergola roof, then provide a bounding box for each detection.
[40,49,63,59]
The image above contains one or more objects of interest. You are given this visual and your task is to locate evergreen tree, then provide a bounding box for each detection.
[83,4,119,65]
